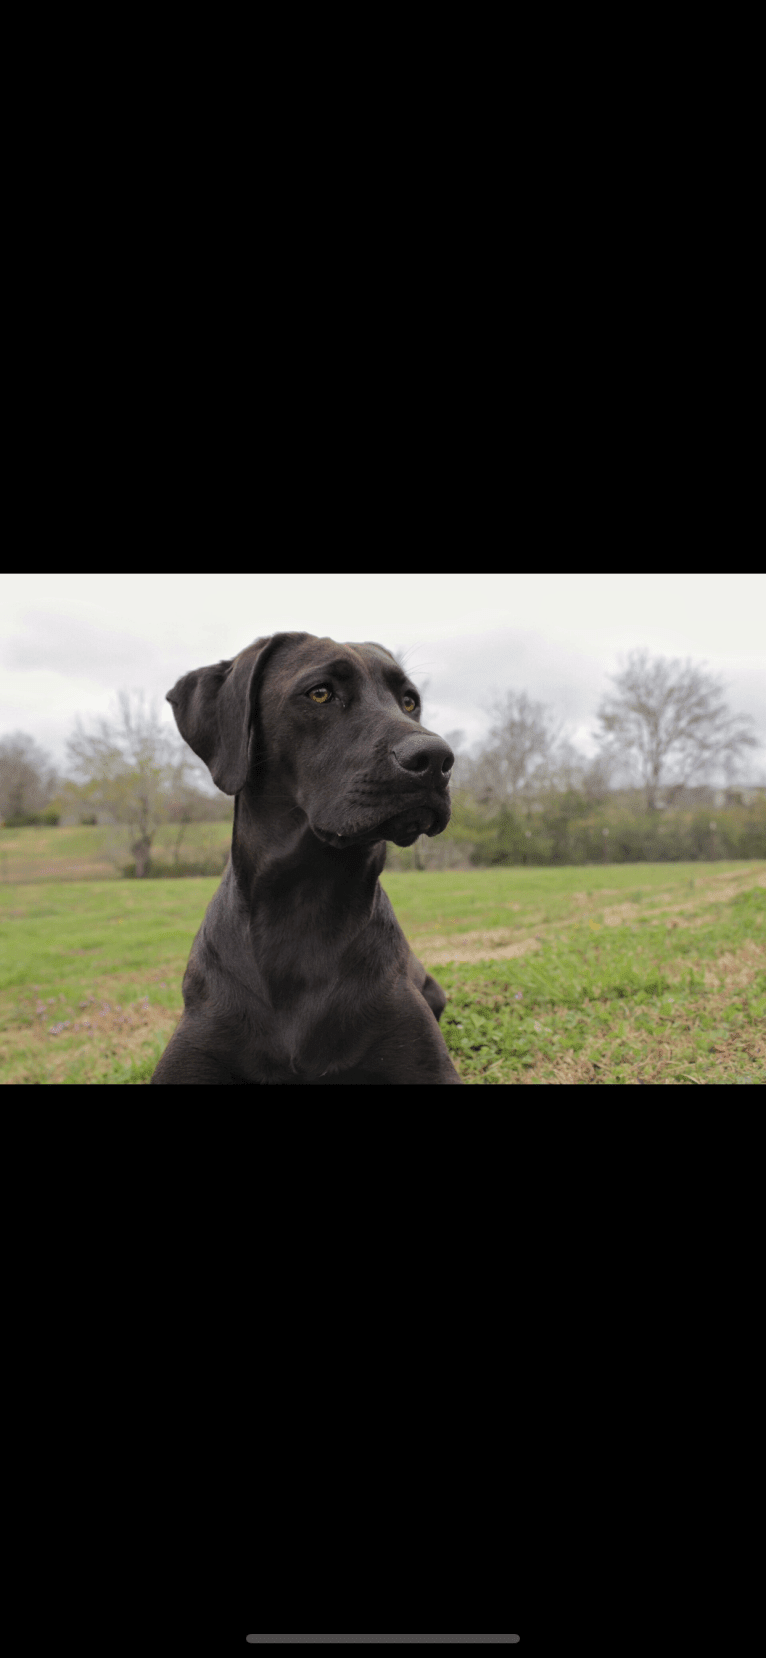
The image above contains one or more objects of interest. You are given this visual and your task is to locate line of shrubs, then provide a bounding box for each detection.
[2,809,61,827]
[5,803,766,871]
[387,800,766,869]
[466,806,766,866]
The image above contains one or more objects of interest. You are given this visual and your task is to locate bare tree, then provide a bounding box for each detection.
[594,650,759,812]
[0,733,59,820]
[464,690,562,810]
[531,735,591,803]
[65,690,193,876]
[580,749,619,804]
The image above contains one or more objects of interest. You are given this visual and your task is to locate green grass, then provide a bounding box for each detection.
[379,862,765,1083]
[0,859,763,1084]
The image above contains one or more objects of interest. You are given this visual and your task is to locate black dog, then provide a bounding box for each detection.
[151,633,462,1084]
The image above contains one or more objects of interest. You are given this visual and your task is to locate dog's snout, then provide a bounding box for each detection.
[392,731,454,785]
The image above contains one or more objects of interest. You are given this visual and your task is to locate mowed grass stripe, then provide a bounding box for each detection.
[0,861,763,1083]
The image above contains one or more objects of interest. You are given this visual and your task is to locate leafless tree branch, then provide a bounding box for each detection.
[594,650,759,811]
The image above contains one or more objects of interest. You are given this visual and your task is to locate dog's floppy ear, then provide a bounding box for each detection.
[166,633,304,795]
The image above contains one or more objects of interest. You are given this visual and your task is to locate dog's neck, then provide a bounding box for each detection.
[230,785,387,927]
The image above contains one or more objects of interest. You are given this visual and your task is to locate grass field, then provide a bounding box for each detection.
[0,857,763,1084]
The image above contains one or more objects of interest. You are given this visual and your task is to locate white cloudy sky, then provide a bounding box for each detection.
[2,571,764,787]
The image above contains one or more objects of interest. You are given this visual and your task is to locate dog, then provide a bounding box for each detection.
[151,633,462,1084]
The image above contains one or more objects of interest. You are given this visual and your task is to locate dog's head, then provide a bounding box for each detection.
[167,632,453,847]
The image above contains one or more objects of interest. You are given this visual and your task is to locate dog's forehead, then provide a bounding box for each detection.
[347,639,401,668]
[280,636,400,675]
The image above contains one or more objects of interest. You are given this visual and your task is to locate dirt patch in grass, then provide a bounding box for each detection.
[5,857,117,882]
[0,984,180,1084]
[417,866,766,964]
[513,988,765,1085]
[417,929,543,964]
[659,940,764,991]
[517,1049,598,1084]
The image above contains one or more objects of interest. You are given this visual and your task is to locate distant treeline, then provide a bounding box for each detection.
[387,791,766,870]
[4,795,766,875]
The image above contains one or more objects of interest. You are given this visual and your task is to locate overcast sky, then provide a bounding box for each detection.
[2,571,764,788]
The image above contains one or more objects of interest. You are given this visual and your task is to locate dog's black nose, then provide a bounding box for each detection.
[392,732,454,785]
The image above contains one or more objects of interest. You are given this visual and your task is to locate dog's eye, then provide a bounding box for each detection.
[403,694,418,713]
[308,686,333,704]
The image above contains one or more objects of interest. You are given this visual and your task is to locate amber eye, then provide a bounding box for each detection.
[403,694,417,712]
[308,686,332,704]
